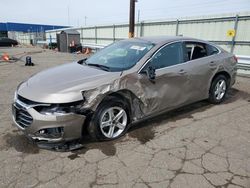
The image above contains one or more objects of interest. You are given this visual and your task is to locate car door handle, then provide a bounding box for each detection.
[209,61,217,69]
[178,69,187,75]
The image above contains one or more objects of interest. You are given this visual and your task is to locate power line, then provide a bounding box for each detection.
[139,2,243,14]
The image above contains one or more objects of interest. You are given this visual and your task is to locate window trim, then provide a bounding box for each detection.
[138,41,185,73]
[138,40,222,74]
[206,43,220,56]
[183,41,222,62]
[184,41,210,61]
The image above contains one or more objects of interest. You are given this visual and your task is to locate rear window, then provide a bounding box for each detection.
[184,42,208,61]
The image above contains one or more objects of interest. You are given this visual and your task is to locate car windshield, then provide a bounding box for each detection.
[85,40,154,72]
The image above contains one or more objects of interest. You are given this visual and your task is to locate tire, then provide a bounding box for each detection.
[87,97,130,141]
[208,75,228,104]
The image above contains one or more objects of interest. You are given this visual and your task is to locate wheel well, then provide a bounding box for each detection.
[212,71,231,85]
[82,90,137,136]
[106,91,131,113]
[101,90,139,122]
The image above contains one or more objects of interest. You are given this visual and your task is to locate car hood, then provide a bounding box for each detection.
[18,62,121,103]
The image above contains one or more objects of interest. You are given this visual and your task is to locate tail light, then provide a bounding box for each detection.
[233,55,238,64]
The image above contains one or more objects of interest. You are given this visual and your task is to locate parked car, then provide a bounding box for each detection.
[0,37,18,47]
[12,36,237,145]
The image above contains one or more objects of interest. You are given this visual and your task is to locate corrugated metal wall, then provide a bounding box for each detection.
[0,22,68,32]
[43,12,249,56]
[10,32,33,45]
[10,31,45,45]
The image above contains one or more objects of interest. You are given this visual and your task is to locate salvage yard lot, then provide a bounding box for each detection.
[0,47,250,188]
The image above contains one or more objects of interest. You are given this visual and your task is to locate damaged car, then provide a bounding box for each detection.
[12,36,237,146]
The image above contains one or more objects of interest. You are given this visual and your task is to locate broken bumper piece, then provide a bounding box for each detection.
[12,100,88,145]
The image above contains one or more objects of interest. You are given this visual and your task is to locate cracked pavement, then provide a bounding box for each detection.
[0,47,250,188]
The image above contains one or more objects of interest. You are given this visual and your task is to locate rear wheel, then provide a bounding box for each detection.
[209,75,228,104]
[88,97,129,141]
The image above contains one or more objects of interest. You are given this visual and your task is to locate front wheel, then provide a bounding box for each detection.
[88,98,129,141]
[209,75,228,104]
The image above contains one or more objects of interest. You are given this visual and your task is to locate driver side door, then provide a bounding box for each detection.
[138,41,191,115]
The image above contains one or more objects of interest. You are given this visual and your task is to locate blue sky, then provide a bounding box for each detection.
[1,0,250,27]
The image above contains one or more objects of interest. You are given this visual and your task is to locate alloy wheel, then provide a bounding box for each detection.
[214,79,226,100]
[99,106,128,138]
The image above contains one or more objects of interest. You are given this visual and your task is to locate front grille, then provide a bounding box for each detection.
[14,102,33,129]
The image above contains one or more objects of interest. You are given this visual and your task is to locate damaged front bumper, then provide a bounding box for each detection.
[12,98,87,144]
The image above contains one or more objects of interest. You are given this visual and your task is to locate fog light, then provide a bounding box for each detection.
[36,127,64,139]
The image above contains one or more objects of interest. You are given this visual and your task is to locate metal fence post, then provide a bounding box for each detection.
[113,25,116,42]
[175,19,179,36]
[81,27,83,44]
[231,14,239,53]
[95,26,97,44]
[140,22,144,37]
[136,23,139,37]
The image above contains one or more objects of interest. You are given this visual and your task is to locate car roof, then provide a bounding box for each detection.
[122,36,225,52]
[133,36,205,45]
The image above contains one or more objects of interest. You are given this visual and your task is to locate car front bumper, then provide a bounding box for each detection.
[12,99,86,144]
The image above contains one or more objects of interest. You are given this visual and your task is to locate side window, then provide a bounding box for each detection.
[185,42,208,61]
[207,44,219,55]
[150,42,184,69]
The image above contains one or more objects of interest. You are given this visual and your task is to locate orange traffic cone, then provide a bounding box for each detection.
[84,48,92,55]
[2,53,10,61]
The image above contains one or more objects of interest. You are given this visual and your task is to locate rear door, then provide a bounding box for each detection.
[182,41,220,101]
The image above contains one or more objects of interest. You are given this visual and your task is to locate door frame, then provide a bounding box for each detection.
[138,40,187,74]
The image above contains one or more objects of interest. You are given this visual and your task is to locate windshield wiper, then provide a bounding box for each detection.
[78,58,88,65]
[87,63,110,71]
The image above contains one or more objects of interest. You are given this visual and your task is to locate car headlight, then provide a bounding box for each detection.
[14,91,17,102]
[35,101,84,116]
[14,81,25,102]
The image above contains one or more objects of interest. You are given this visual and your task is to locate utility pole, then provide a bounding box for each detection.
[129,0,137,38]
[67,0,71,25]
[84,16,87,26]
[67,5,70,25]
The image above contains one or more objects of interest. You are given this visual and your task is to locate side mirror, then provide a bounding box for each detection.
[145,66,156,81]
